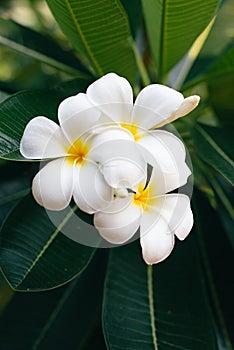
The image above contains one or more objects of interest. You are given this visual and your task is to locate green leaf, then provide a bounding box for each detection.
[121,0,143,37]
[185,0,234,85]
[0,194,96,291]
[0,78,91,160]
[0,90,9,103]
[46,0,137,83]
[206,70,234,127]
[0,162,31,225]
[103,239,218,349]
[193,190,234,349]
[0,252,107,350]
[192,123,234,186]
[0,17,90,77]
[142,0,220,76]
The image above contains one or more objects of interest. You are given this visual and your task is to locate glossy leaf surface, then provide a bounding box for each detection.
[142,0,220,75]
[46,0,137,83]
[103,239,218,349]
[0,194,95,291]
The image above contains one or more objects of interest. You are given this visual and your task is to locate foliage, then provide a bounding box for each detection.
[0,0,233,348]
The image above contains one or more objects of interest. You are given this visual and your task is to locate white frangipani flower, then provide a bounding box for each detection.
[94,166,193,265]
[20,73,197,265]
[20,93,146,213]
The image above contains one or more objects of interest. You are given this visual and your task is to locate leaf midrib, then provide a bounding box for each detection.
[17,204,78,288]
[147,265,158,350]
[65,0,103,76]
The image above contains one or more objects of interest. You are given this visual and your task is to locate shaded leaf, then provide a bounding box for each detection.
[46,0,137,83]
[142,0,220,76]
[0,194,96,291]
[193,190,234,348]
[103,238,218,349]
[192,123,234,186]
[0,78,91,160]
[0,161,33,225]
[121,0,143,37]
[0,252,107,350]
[208,71,234,127]
[0,17,90,77]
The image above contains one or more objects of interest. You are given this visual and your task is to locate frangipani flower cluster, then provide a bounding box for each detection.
[20,73,200,265]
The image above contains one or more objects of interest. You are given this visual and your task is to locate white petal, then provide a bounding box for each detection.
[89,125,133,147]
[86,73,133,123]
[58,93,102,143]
[73,162,113,214]
[174,202,193,240]
[156,95,200,128]
[140,214,175,265]
[32,158,74,210]
[147,194,193,236]
[138,130,191,194]
[94,196,142,244]
[131,84,184,130]
[89,137,146,191]
[20,117,68,159]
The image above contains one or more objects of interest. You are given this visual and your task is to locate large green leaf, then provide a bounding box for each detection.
[0,17,90,77]
[0,78,91,160]
[0,252,107,350]
[0,194,96,291]
[192,123,234,186]
[103,238,218,349]
[46,0,137,83]
[142,0,220,77]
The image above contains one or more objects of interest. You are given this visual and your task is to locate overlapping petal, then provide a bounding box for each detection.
[145,194,193,236]
[58,93,102,143]
[20,117,69,159]
[87,73,133,123]
[140,216,175,265]
[88,133,146,191]
[94,196,142,244]
[32,158,74,211]
[131,84,184,130]
[73,162,113,214]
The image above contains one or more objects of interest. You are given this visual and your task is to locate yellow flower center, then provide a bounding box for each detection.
[66,139,90,165]
[121,123,141,141]
[133,185,150,210]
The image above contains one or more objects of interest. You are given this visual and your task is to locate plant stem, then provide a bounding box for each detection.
[130,39,150,87]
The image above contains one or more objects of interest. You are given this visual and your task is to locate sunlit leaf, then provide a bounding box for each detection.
[185,0,234,84]
[0,78,91,160]
[0,17,90,77]
[0,194,96,291]
[46,0,137,83]
[103,239,218,349]
[192,123,234,186]
[142,0,220,76]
